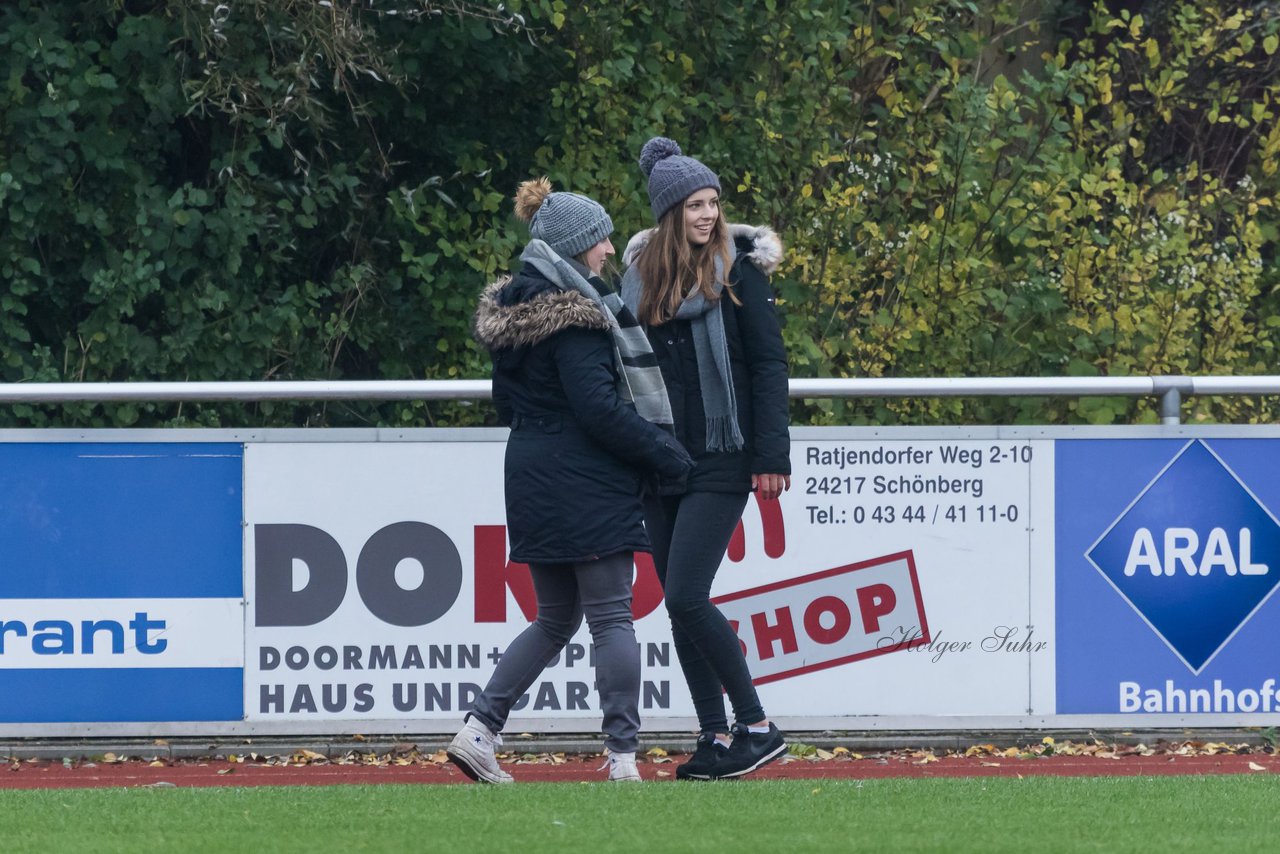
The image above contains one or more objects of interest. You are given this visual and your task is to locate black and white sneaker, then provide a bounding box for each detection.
[676,733,728,781]
[710,723,787,779]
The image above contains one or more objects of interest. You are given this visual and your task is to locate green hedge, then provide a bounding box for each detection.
[1,0,1276,427]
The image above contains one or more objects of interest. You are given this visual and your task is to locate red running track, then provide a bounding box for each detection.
[3,752,1278,790]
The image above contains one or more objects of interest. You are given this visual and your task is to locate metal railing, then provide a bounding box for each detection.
[0,375,1277,424]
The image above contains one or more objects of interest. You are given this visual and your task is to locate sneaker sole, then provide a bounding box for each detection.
[711,741,788,780]
[446,747,512,784]
[676,769,713,781]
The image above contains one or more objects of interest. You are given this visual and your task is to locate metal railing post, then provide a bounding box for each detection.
[1152,376,1193,426]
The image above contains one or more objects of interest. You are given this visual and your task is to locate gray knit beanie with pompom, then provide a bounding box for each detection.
[514,177,614,259]
[638,137,722,221]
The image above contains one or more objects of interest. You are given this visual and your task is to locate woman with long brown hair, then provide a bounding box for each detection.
[621,137,791,780]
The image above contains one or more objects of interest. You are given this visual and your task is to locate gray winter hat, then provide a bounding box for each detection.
[518,180,614,259]
[639,137,721,221]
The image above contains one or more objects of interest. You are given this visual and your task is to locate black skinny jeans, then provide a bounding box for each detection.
[644,491,766,734]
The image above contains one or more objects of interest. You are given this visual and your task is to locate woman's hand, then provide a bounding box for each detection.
[752,473,791,501]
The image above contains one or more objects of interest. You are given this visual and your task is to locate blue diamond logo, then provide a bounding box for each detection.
[1085,440,1280,674]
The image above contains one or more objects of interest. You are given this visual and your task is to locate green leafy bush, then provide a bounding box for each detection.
[1,1,1276,427]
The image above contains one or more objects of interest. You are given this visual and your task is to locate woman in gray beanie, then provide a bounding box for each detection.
[621,137,791,780]
[448,177,693,784]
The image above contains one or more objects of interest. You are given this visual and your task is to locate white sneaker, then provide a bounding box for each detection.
[446,717,513,784]
[601,749,642,782]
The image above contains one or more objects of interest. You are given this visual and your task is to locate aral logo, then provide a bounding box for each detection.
[1086,440,1280,673]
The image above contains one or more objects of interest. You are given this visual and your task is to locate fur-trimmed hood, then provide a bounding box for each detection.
[621,223,783,273]
[473,276,611,351]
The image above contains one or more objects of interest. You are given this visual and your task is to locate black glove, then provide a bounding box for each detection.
[656,435,694,479]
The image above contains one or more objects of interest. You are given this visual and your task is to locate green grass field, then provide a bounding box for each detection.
[3,776,1277,853]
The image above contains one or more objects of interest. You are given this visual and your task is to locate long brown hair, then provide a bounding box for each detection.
[635,200,736,325]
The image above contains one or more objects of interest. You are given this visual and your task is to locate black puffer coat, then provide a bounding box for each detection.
[622,225,791,493]
[473,262,693,564]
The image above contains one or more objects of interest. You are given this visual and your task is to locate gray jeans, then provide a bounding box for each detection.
[467,551,641,752]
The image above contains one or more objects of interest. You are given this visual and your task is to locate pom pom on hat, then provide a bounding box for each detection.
[514,177,553,224]
[639,137,682,177]
[513,177,614,259]
[638,136,721,221]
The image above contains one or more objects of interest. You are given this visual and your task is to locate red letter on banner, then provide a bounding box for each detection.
[473,525,536,623]
[630,553,664,620]
[751,607,799,660]
[856,583,897,634]
[803,596,852,645]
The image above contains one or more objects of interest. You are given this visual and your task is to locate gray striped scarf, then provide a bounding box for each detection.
[621,252,744,453]
[519,240,673,426]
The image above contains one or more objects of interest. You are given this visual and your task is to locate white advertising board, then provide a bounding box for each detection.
[242,435,1056,730]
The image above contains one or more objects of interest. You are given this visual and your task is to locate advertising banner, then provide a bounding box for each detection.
[242,436,1053,728]
[0,443,244,723]
[1056,438,1280,717]
[3,426,1279,736]
[244,441,679,726]
[720,437,1052,719]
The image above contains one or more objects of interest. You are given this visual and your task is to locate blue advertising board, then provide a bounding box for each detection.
[1057,439,1280,714]
[0,444,244,722]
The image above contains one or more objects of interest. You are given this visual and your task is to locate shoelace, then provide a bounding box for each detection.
[598,753,633,772]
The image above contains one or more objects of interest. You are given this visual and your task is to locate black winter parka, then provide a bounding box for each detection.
[622,225,791,494]
[473,262,693,564]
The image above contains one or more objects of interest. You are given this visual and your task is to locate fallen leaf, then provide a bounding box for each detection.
[1249,762,1268,772]
[656,771,671,778]
[832,746,850,756]
[646,747,669,758]
[816,749,835,761]
[981,762,1001,767]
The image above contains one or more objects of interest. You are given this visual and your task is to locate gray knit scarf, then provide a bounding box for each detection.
[621,251,744,452]
[520,239,673,426]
